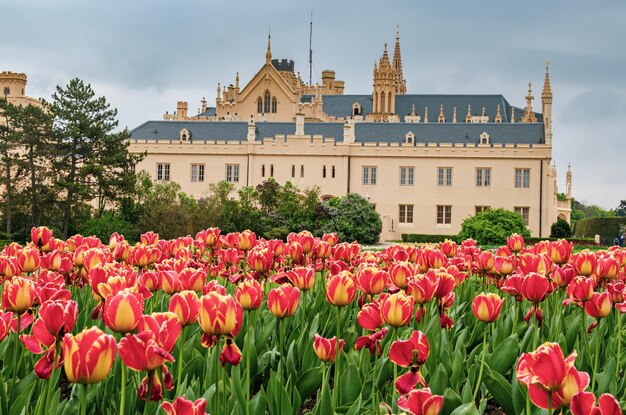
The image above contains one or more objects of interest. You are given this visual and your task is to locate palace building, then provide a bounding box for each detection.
[128,30,572,241]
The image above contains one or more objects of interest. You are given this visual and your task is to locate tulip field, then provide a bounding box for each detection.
[1,228,626,415]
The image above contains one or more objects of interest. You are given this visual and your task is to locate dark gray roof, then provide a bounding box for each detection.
[319,94,542,123]
[130,120,544,145]
[129,121,344,143]
[354,122,544,144]
[195,107,216,117]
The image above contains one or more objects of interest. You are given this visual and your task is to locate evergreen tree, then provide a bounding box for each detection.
[0,98,20,236]
[50,78,141,237]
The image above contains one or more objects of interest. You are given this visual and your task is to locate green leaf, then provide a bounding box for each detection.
[315,369,333,415]
[440,388,463,415]
[449,402,479,415]
[249,387,268,415]
[449,349,465,387]
[596,357,616,394]
[483,364,515,415]
[375,357,393,391]
[429,363,448,395]
[297,366,323,402]
[488,335,519,375]
[345,395,362,415]
[9,377,35,415]
[230,365,247,415]
[511,371,527,415]
[340,363,362,406]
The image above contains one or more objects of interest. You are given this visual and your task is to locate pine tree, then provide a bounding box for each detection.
[0,98,20,236]
[51,78,142,237]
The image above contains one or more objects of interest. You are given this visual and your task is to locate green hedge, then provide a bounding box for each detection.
[401,234,459,243]
[572,217,626,238]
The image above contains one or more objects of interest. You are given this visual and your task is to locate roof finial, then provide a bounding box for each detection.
[235,72,240,89]
[494,104,502,123]
[423,106,428,123]
[266,30,272,64]
[521,82,537,123]
[392,25,406,94]
[453,107,457,123]
[542,60,552,99]
[465,104,472,123]
[396,24,400,39]
[438,104,445,123]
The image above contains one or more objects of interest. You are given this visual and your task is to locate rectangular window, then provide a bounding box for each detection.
[515,168,530,188]
[331,165,336,178]
[363,166,377,185]
[300,165,304,178]
[437,167,452,186]
[476,168,491,187]
[156,163,170,181]
[191,164,205,182]
[291,165,295,178]
[400,167,414,186]
[261,164,265,178]
[514,206,530,226]
[226,164,239,183]
[322,165,327,178]
[399,204,414,223]
[475,205,490,215]
[437,205,452,224]
[270,164,274,177]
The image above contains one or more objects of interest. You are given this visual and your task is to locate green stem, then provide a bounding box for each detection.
[9,313,21,403]
[592,319,601,391]
[472,323,488,402]
[215,339,221,415]
[580,305,589,367]
[245,313,253,415]
[81,383,88,415]
[372,344,379,415]
[617,310,622,382]
[142,371,153,415]
[548,391,553,415]
[176,326,186,393]
[276,317,282,380]
[119,363,126,415]
[333,307,341,410]
[222,359,227,415]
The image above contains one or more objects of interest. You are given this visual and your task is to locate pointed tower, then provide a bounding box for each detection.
[542,61,553,145]
[566,164,572,200]
[521,82,537,123]
[392,25,407,94]
[371,44,397,115]
[265,33,272,64]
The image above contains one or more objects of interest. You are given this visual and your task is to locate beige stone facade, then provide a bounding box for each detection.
[128,31,572,241]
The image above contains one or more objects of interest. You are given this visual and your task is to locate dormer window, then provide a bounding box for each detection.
[180,128,191,142]
[480,132,490,145]
[352,102,362,116]
[405,131,415,144]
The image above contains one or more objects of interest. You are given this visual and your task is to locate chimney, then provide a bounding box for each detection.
[295,112,305,135]
[247,118,256,142]
[176,101,188,118]
[343,120,355,143]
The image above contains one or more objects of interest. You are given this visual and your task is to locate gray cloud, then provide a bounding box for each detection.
[2,0,625,209]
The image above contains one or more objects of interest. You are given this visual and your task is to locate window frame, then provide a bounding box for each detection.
[156,163,170,182]
[226,164,240,183]
[437,167,452,187]
[514,206,530,226]
[191,163,205,182]
[436,205,452,224]
[476,167,491,187]
[399,204,414,224]
[515,168,530,188]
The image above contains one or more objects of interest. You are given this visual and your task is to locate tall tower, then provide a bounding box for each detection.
[372,44,396,114]
[0,71,27,98]
[541,61,553,145]
[392,26,407,94]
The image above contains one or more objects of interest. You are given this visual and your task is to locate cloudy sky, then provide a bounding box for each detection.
[3,0,625,209]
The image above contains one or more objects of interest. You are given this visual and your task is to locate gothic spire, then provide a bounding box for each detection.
[521,82,537,123]
[392,25,407,94]
[542,60,552,100]
[265,31,272,64]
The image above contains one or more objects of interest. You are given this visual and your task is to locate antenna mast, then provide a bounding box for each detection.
[309,11,313,85]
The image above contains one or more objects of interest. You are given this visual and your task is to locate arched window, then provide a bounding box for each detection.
[352,102,362,116]
[257,97,263,113]
[388,92,392,112]
[264,91,271,113]
[271,97,277,113]
[380,92,386,113]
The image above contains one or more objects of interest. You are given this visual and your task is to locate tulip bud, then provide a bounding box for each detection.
[472,293,505,323]
[102,291,144,333]
[168,290,200,326]
[381,291,414,328]
[267,285,300,318]
[17,247,40,274]
[62,327,116,384]
[313,334,344,363]
[326,271,357,307]
[2,276,36,313]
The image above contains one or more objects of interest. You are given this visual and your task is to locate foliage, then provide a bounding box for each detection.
[401,234,459,243]
[458,208,530,245]
[50,78,142,237]
[613,200,626,217]
[78,212,138,242]
[572,217,626,238]
[320,193,382,244]
[550,218,572,238]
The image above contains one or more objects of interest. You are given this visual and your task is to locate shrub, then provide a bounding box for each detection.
[550,218,572,238]
[320,193,382,244]
[79,212,138,243]
[458,208,530,246]
[572,217,626,238]
[401,234,459,243]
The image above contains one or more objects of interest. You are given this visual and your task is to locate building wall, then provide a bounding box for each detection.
[129,137,554,240]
